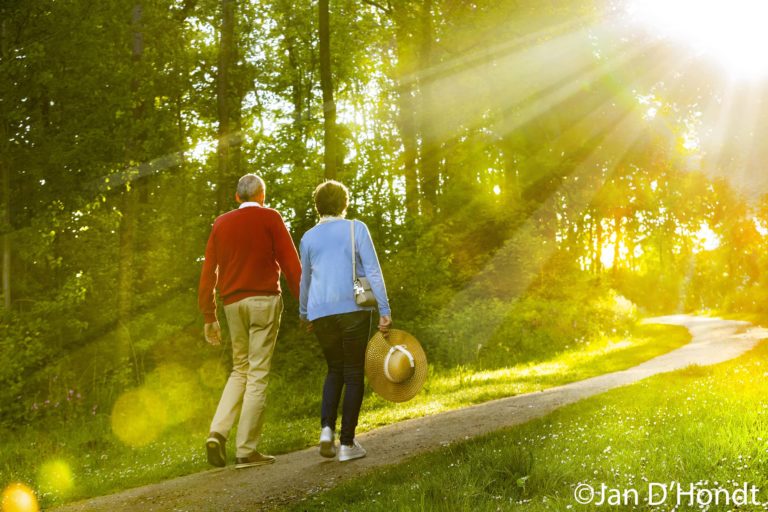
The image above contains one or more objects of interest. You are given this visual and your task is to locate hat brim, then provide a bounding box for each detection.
[365,329,428,403]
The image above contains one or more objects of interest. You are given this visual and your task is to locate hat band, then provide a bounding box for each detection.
[383,345,415,382]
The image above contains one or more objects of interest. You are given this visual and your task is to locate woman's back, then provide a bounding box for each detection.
[299,218,389,322]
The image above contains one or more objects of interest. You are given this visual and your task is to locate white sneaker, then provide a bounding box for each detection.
[338,439,366,462]
[319,426,336,458]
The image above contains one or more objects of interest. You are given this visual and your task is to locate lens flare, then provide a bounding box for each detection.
[144,363,204,425]
[198,358,227,390]
[1,483,39,512]
[110,388,168,447]
[37,460,74,497]
[692,222,721,252]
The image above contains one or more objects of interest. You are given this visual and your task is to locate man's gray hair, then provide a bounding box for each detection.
[237,174,265,202]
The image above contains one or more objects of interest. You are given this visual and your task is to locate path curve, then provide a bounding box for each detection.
[56,315,768,511]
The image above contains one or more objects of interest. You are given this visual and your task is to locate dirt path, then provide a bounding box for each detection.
[56,315,767,512]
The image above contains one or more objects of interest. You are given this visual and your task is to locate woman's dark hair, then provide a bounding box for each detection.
[313,180,349,217]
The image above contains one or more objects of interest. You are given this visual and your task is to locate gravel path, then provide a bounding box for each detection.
[56,315,767,512]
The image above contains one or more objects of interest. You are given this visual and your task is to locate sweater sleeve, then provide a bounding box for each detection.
[272,211,302,300]
[355,220,391,317]
[299,237,311,321]
[198,225,219,323]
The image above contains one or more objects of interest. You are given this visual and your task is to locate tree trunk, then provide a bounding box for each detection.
[286,35,306,172]
[115,4,146,383]
[418,0,439,217]
[1,164,9,311]
[595,218,603,275]
[1,18,10,310]
[319,0,339,180]
[612,211,621,274]
[216,0,240,212]
[118,4,144,329]
[500,135,522,205]
[118,190,138,323]
[394,10,419,220]
[564,203,581,253]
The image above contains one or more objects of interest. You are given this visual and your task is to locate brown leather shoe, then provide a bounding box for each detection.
[235,452,276,469]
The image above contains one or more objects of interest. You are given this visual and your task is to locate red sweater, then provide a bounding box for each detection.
[198,205,302,323]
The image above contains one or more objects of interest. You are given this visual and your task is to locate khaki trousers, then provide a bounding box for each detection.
[210,294,283,457]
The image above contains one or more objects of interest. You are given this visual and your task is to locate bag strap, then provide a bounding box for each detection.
[350,220,357,281]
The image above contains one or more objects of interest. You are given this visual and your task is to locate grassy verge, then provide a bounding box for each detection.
[290,338,768,511]
[707,309,768,327]
[0,323,688,508]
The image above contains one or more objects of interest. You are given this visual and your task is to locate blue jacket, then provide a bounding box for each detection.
[299,218,391,322]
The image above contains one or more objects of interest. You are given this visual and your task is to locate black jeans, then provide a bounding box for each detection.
[313,310,371,445]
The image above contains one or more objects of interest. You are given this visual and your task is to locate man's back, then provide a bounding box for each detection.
[198,204,301,323]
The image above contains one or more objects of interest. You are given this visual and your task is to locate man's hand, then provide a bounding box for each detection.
[378,315,392,336]
[300,318,314,333]
[204,321,222,346]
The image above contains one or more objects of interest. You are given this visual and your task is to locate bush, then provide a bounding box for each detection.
[419,280,638,369]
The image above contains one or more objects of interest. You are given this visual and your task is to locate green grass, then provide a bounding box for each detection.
[707,309,768,327]
[355,323,689,431]
[0,323,689,508]
[289,339,768,511]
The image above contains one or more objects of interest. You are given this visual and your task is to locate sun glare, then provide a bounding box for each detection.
[692,222,721,252]
[37,460,74,498]
[627,0,768,79]
[1,483,39,512]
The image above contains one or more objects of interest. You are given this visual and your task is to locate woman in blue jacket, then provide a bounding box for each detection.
[299,180,391,462]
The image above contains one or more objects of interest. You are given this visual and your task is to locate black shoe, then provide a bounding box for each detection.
[206,431,227,467]
[235,452,276,469]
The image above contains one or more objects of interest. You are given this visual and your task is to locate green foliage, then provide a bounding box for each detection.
[0,314,48,420]
[425,276,637,368]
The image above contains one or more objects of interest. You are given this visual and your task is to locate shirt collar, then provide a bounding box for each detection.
[239,202,262,209]
[317,215,346,225]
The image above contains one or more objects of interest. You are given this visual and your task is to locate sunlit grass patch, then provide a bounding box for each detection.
[290,340,768,511]
[358,323,689,430]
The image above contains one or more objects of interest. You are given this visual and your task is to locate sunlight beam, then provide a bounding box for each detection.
[433,104,653,358]
[422,23,629,142]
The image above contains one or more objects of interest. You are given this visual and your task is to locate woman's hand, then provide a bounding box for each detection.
[378,315,392,336]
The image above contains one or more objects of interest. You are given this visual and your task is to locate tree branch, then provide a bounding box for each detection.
[362,0,392,15]
[175,0,198,21]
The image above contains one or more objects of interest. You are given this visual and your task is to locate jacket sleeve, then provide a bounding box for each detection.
[299,237,311,321]
[272,211,302,300]
[355,220,391,317]
[197,225,219,323]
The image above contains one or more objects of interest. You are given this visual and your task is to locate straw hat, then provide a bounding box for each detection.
[365,329,427,402]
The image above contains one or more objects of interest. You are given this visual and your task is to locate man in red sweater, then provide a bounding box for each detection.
[198,174,301,469]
